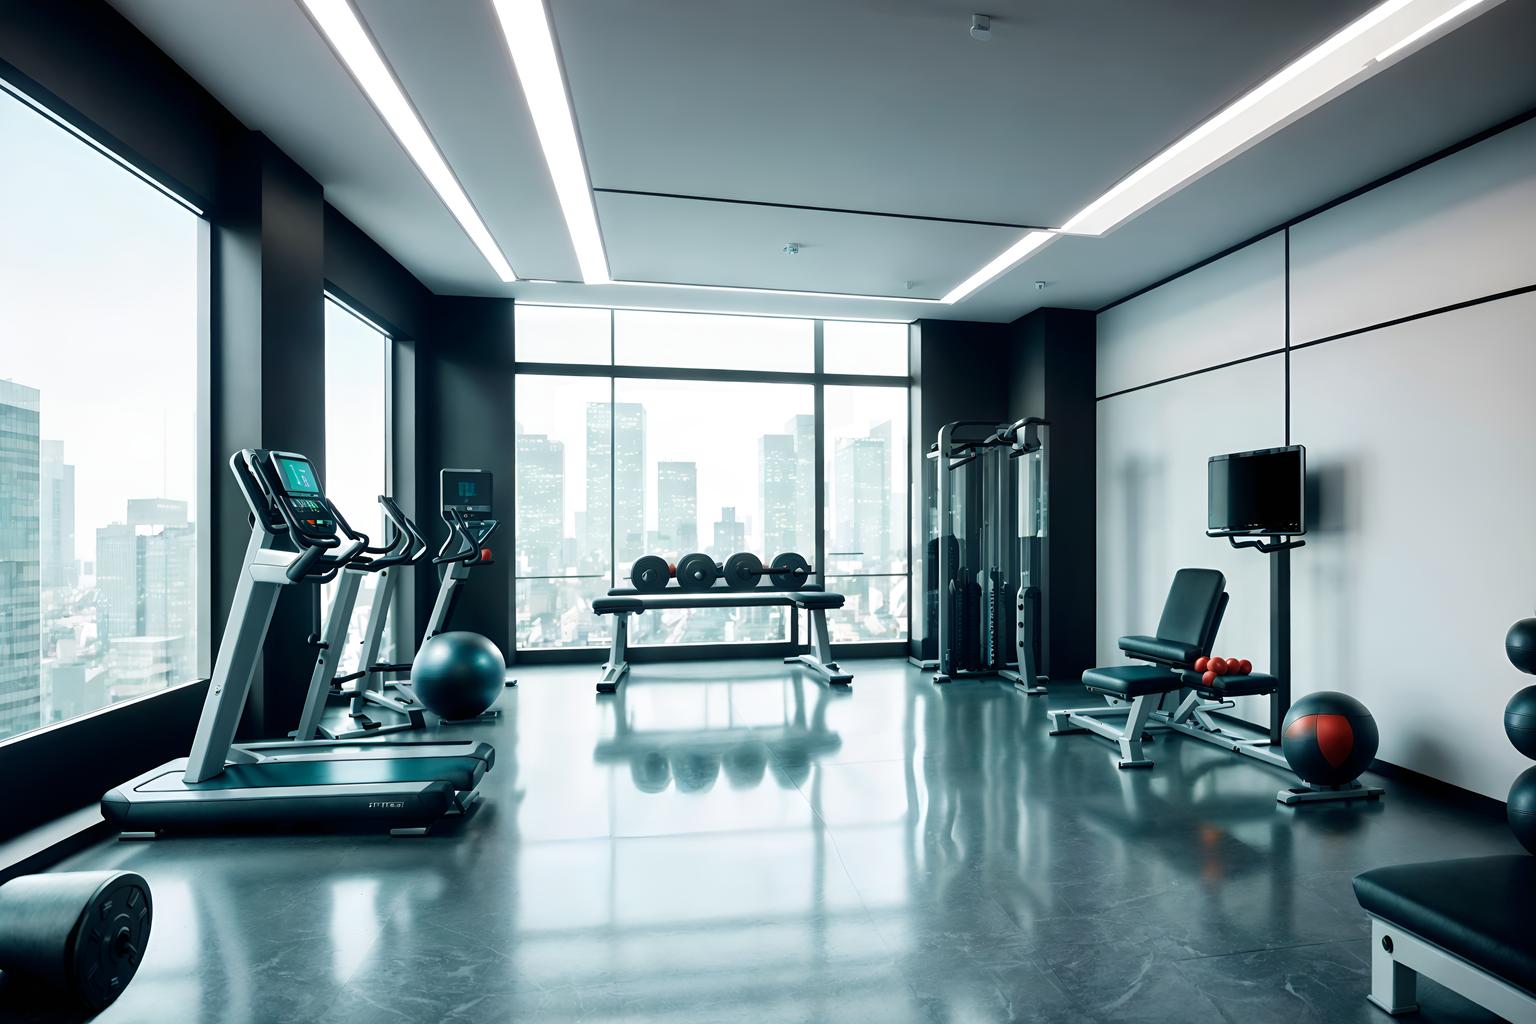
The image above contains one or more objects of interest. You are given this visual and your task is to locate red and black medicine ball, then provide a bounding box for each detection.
[1281,691,1379,787]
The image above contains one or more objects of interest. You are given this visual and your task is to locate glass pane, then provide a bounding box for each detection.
[614,310,813,372]
[514,375,612,649]
[614,378,814,645]
[516,577,613,650]
[823,385,908,576]
[323,299,391,672]
[0,90,202,738]
[515,304,610,364]
[824,576,907,643]
[823,321,908,376]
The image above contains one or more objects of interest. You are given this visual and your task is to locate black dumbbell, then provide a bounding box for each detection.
[722,552,812,591]
[629,555,676,593]
[675,552,722,591]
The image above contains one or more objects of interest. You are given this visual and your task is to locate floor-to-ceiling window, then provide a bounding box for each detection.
[322,296,392,673]
[513,306,909,652]
[0,85,205,737]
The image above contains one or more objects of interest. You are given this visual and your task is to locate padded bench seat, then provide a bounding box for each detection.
[1082,664,1183,698]
[590,587,852,694]
[1175,668,1282,698]
[1355,855,1536,1015]
[593,591,845,615]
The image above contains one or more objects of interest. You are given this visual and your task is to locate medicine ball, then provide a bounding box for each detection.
[1508,618,1536,675]
[1505,685,1536,760]
[412,631,505,721]
[1509,766,1536,855]
[1281,691,1379,787]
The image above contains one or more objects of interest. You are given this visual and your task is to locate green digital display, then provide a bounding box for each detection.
[275,456,320,496]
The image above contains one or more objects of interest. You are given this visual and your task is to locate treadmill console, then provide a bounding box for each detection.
[440,468,494,545]
[266,451,337,541]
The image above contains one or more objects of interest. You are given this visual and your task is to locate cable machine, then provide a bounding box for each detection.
[922,417,1050,692]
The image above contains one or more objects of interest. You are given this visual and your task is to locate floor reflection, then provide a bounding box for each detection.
[39,659,1519,1024]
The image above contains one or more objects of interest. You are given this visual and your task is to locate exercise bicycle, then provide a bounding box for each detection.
[341,468,514,731]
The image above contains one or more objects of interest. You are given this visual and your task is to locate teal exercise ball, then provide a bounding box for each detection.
[413,631,505,721]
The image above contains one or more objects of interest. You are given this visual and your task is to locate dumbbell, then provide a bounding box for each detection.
[720,552,813,592]
[629,555,677,593]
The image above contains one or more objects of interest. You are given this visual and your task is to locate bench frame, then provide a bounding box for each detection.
[1367,915,1536,1022]
[596,597,852,694]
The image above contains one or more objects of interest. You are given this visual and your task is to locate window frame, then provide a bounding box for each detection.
[513,305,911,657]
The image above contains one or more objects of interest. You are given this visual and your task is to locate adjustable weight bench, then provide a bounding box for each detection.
[591,587,852,694]
[1355,856,1536,1022]
[1049,568,1228,768]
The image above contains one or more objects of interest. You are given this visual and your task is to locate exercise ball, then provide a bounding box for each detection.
[1510,766,1536,854]
[413,631,505,721]
[1509,618,1536,675]
[1281,691,1379,787]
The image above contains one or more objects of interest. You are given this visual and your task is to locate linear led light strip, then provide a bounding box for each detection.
[1059,0,1500,237]
[300,0,517,282]
[492,0,610,284]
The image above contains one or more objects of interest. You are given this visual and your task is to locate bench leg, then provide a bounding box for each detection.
[1368,919,1419,1015]
[1049,696,1155,769]
[598,613,631,694]
[784,609,852,687]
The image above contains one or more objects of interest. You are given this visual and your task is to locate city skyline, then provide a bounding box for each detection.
[514,395,903,649]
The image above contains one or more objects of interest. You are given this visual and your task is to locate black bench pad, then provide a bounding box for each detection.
[1119,635,1201,666]
[594,591,845,615]
[1176,669,1282,698]
[1081,665,1182,698]
[1354,855,1536,997]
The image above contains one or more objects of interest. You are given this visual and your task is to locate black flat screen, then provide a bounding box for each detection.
[1208,446,1304,536]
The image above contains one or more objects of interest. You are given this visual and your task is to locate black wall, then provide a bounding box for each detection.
[1008,308,1097,679]
[409,298,518,661]
[0,0,438,838]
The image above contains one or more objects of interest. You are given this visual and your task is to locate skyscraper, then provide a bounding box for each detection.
[95,499,197,686]
[584,402,646,565]
[39,440,76,589]
[656,461,698,552]
[516,429,565,575]
[787,414,816,556]
[0,380,42,738]
[759,433,798,556]
[834,421,890,572]
[713,507,746,555]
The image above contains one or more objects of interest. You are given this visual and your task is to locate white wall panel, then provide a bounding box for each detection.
[1096,354,1286,724]
[1291,291,1536,800]
[1095,232,1285,398]
[1290,116,1536,344]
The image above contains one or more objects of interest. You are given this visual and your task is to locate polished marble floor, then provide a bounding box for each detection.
[38,659,1523,1023]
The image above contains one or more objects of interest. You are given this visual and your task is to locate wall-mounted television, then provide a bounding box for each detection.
[1207,445,1305,537]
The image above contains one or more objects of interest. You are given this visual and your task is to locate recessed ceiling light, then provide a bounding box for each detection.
[940,230,1056,305]
[609,279,944,304]
[1058,0,1506,237]
[1373,0,1493,61]
[299,0,516,282]
[492,0,611,285]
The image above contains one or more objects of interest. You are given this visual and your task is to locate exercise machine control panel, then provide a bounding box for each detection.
[265,451,337,541]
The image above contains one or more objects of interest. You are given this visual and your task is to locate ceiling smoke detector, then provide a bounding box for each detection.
[782,243,800,255]
[970,14,992,41]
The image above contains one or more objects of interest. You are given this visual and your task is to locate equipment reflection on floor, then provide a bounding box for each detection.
[34,659,1518,1024]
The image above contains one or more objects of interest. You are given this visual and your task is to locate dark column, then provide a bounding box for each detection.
[907,319,1013,659]
[412,297,517,661]
[1009,308,1097,681]
[211,132,326,738]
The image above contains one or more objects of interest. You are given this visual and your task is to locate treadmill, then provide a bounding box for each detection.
[101,449,496,838]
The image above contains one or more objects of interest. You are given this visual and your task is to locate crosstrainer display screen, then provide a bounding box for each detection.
[275,455,321,497]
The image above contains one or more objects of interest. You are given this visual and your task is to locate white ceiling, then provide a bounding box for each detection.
[110,0,1536,323]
